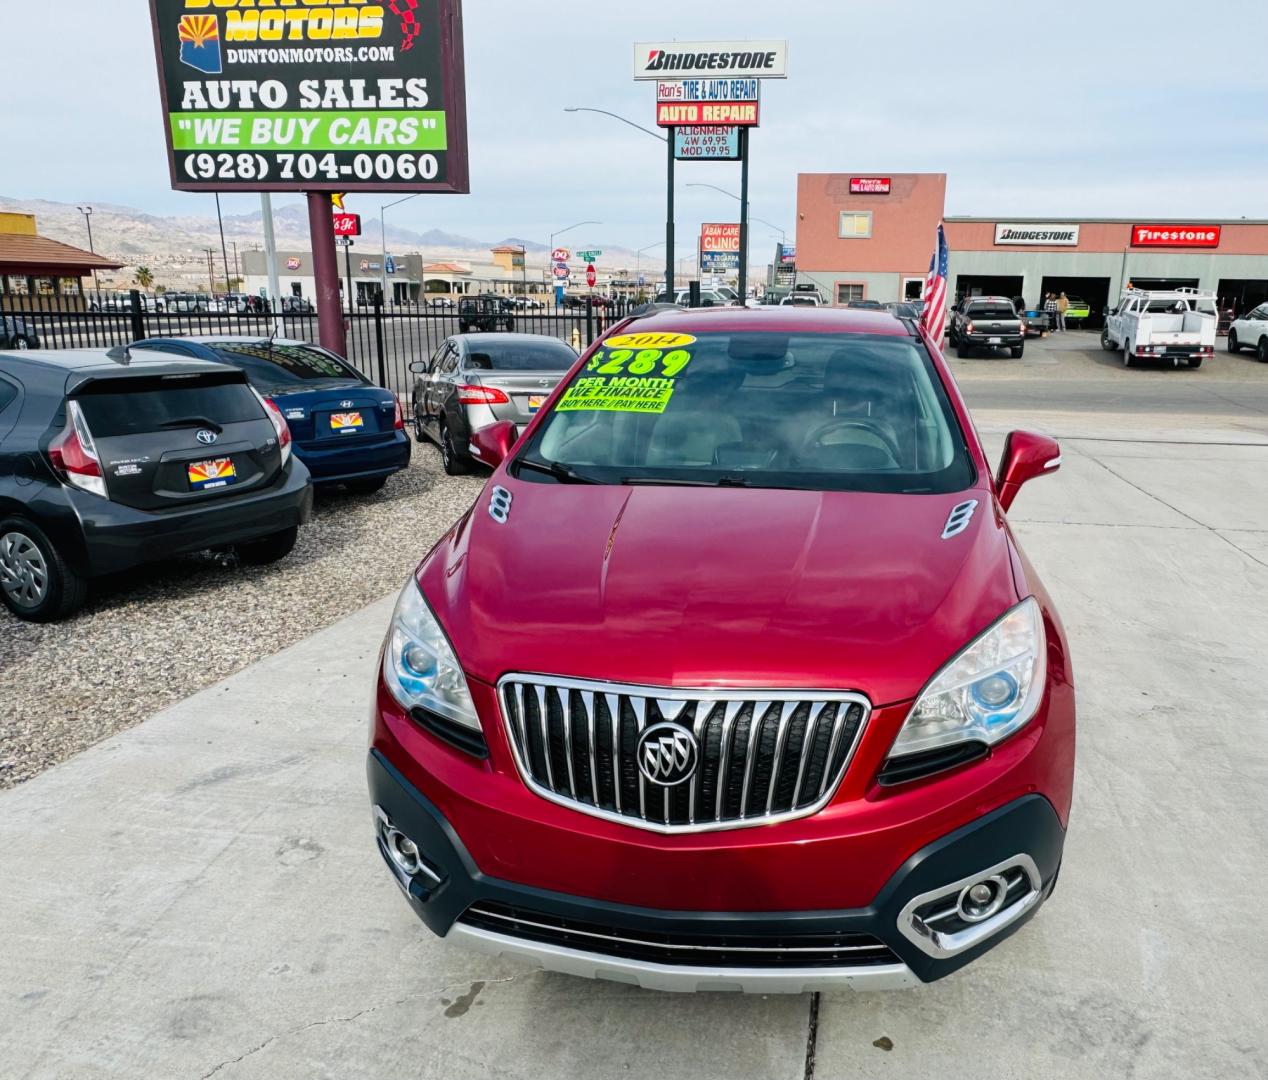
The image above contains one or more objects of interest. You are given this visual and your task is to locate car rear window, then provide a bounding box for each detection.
[522,330,973,494]
[211,342,361,390]
[967,304,1016,319]
[74,374,263,436]
[468,339,577,372]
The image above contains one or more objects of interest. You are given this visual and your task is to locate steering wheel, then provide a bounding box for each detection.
[798,418,901,464]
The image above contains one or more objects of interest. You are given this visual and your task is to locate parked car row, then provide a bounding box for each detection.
[0,335,410,621]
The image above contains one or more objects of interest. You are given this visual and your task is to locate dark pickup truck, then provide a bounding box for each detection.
[948,297,1026,358]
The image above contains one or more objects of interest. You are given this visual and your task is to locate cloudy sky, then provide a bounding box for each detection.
[2,0,1264,250]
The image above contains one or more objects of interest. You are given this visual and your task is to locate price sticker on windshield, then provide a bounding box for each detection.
[560,339,697,414]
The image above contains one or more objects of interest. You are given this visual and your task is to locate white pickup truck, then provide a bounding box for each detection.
[1101,288,1217,368]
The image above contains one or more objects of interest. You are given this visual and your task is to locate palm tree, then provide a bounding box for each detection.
[133,266,154,290]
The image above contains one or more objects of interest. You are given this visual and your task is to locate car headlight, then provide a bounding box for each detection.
[383,577,479,731]
[888,597,1046,759]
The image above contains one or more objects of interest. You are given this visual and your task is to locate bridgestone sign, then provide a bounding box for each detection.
[993,224,1080,246]
[634,40,789,79]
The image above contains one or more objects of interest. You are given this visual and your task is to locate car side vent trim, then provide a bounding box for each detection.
[941,500,978,540]
[488,486,513,524]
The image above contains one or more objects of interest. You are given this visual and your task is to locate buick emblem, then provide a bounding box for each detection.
[195,429,218,445]
[340,399,355,408]
[636,723,699,787]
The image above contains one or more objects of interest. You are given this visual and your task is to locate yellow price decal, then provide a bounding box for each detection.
[586,348,693,378]
[603,332,696,350]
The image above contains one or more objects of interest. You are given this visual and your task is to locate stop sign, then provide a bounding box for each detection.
[586,264,596,287]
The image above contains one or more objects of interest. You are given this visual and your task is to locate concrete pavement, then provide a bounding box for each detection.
[2,380,1267,1077]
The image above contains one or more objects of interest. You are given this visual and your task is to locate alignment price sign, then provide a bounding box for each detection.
[147,0,469,193]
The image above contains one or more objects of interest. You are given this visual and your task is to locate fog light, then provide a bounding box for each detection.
[957,874,1008,923]
[388,830,422,876]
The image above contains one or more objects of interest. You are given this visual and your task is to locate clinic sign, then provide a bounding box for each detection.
[634,40,788,79]
[700,223,741,273]
[994,223,1081,246]
[147,0,470,193]
[1131,224,1222,248]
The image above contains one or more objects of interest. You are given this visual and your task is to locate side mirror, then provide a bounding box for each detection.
[996,431,1061,512]
[468,419,517,469]
[408,360,427,374]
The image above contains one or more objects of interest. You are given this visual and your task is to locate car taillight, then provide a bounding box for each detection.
[457,385,510,405]
[49,400,107,498]
[966,321,975,334]
[393,395,405,430]
[252,389,292,465]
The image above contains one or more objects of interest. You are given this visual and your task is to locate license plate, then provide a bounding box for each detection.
[528,395,546,413]
[988,337,1001,344]
[331,411,363,433]
[188,457,236,490]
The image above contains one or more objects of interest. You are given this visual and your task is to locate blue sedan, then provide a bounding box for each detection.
[132,336,410,492]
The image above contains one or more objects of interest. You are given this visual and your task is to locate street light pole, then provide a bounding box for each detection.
[381,192,424,304]
[214,193,231,297]
[76,206,99,307]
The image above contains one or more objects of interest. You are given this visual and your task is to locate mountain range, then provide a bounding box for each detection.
[0,195,632,289]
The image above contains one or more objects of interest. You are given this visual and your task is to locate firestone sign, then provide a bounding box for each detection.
[1131,225,1221,248]
[147,0,470,193]
[994,224,1081,246]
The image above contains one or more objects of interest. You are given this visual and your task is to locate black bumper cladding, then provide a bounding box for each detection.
[366,751,1066,988]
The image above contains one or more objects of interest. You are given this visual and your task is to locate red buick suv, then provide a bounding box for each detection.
[368,307,1074,992]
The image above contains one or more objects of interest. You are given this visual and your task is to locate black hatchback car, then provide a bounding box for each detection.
[0,347,312,621]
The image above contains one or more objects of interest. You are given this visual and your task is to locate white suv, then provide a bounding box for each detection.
[1228,303,1268,362]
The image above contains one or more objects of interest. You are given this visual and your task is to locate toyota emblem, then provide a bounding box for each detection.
[635,723,700,787]
[340,399,355,408]
[196,429,218,445]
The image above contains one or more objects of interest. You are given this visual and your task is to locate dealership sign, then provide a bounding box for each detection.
[994,223,1081,246]
[147,0,469,193]
[850,177,891,194]
[634,40,788,80]
[1131,224,1221,248]
[673,125,741,160]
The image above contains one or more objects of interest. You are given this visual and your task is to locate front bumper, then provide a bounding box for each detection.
[367,749,1065,990]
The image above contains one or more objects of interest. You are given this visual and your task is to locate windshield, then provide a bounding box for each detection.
[210,342,361,391]
[517,330,973,493]
[468,339,577,372]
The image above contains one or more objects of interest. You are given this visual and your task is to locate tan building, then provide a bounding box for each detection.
[0,212,122,305]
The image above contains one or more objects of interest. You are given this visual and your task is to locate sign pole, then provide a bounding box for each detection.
[665,133,675,296]
[307,191,346,357]
[738,128,750,304]
[260,193,282,333]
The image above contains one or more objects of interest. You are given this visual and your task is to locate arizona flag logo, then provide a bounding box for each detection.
[178,14,222,75]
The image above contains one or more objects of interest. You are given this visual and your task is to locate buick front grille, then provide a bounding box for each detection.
[498,675,869,833]
[459,901,899,968]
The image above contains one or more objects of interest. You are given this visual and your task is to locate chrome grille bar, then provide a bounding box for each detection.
[498,675,870,836]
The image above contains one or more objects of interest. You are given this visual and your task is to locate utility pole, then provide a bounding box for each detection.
[203,248,215,296]
[231,240,240,291]
[214,193,232,296]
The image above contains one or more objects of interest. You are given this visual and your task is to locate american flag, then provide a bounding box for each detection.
[921,224,949,343]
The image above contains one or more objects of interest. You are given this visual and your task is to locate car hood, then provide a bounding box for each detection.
[420,479,1017,706]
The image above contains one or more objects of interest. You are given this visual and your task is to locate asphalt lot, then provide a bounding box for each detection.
[2,333,1267,1078]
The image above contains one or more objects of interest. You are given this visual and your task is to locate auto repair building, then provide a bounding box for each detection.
[792,173,1268,321]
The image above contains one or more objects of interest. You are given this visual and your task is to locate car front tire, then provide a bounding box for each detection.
[0,517,87,622]
[236,526,299,566]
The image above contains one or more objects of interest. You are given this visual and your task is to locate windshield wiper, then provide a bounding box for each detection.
[622,475,753,488]
[160,416,223,433]
[515,458,603,485]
